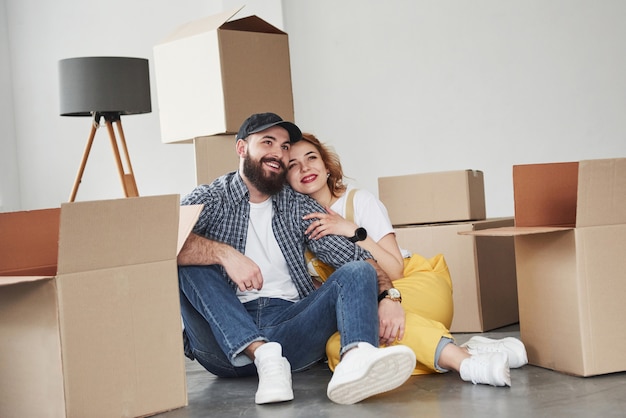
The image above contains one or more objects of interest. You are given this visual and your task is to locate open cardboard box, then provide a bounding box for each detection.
[461,158,626,376]
[154,6,295,144]
[0,195,202,417]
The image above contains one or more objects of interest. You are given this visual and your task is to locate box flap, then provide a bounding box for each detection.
[156,6,243,44]
[178,204,203,254]
[0,208,60,276]
[221,15,286,35]
[0,276,54,287]
[0,277,66,418]
[459,226,574,237]
[576,158,626,227]
[57,195,180,274]
[513,161,579,228]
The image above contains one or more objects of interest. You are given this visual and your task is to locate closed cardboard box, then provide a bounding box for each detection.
[154,7,295,143]
[378,170,486,226]
[0,195,202,417]
[395,218,518,332]
[463,158,626,377]
[194,134,239,185]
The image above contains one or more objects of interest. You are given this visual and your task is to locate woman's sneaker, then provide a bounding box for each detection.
[461,336,528,368]
[459,352,511,386]
[327,342,416,405]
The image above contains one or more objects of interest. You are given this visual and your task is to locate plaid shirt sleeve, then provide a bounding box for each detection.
[279,188,371,261]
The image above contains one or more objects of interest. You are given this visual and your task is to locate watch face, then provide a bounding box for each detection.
[356,227,367,241]
[388,288,401,299]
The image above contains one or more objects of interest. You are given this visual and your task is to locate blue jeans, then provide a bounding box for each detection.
[178,260,378,377]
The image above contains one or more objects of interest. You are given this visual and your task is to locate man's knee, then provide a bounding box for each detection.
[178,264,223,285]
[334,260,377,287]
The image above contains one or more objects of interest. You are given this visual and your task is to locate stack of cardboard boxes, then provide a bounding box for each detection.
[1,6,294,416]
[378,169,519,333]
[462,158,626,377]
[153,6,296,185]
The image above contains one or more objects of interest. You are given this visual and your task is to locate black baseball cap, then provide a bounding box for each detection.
[236,112,302,143]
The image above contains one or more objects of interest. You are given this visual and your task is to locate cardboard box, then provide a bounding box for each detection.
[462,158,626,376]
[154,6,295,144]
[0,195,202,418]
[194,134,239,185]
[395,218,518,333]
[378,170,486,226]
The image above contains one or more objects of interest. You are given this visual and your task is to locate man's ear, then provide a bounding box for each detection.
[235,139,247,157]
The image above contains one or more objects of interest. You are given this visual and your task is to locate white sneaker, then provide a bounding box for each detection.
[461,336,528,368]
[459,352,511,387]
[254,342,294,404]
[327,342,416,405]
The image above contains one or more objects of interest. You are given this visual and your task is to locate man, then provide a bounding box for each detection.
[178,113,415,405]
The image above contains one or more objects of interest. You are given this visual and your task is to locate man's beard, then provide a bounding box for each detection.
[242,153,287,196]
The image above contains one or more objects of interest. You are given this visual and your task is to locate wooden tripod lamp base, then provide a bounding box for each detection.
[69,113,139,202]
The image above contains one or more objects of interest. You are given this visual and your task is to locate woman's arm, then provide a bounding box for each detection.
[358,232,405,280]
[304,207,405,279]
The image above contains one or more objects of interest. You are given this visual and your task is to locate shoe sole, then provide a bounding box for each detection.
[463,336,528,368]
[255,390,294,404]
[327,347,416,405]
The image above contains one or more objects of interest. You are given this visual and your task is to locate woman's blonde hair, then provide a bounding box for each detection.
[300,133,347,198]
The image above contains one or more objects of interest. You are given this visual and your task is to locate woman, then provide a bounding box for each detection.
[286,133,528,387]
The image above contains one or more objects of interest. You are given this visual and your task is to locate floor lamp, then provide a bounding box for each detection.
[58,56,151,202]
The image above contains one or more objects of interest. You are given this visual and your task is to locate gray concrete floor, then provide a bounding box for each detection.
[156,325,626,417]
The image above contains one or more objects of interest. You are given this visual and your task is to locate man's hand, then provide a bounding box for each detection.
[221,249,264,292]
[362,258,405,344]
[378,298,406,346]
[178,233,264,291]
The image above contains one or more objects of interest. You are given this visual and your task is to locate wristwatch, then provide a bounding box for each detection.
[378,288,402,303]
[348,227,367,243]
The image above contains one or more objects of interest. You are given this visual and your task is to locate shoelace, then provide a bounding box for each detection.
[468,341,503,354]
[258,358,288,380]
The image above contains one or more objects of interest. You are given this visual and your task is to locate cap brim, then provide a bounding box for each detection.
[249,121,302,143]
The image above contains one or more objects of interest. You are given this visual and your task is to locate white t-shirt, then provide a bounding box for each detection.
[238,198,299,303]
[331,186,411,258]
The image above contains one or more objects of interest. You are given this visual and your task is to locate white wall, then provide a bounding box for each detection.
[284,0,626,217]
[1,0,283,211]
[0,0,19,212]
[2,0,626,217]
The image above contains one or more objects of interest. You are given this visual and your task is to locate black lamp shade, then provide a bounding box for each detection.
[59,56,151,116]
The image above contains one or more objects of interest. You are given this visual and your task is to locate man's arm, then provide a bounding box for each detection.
[178,232,231,265]
[178,233,264,291]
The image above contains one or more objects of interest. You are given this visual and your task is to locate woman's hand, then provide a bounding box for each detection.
[378,299,406,346]
[303,207,358,240]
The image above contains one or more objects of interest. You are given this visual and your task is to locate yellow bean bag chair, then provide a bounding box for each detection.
[321,252,454,376]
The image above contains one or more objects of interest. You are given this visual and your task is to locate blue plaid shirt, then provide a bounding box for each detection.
[181,171,372,299]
